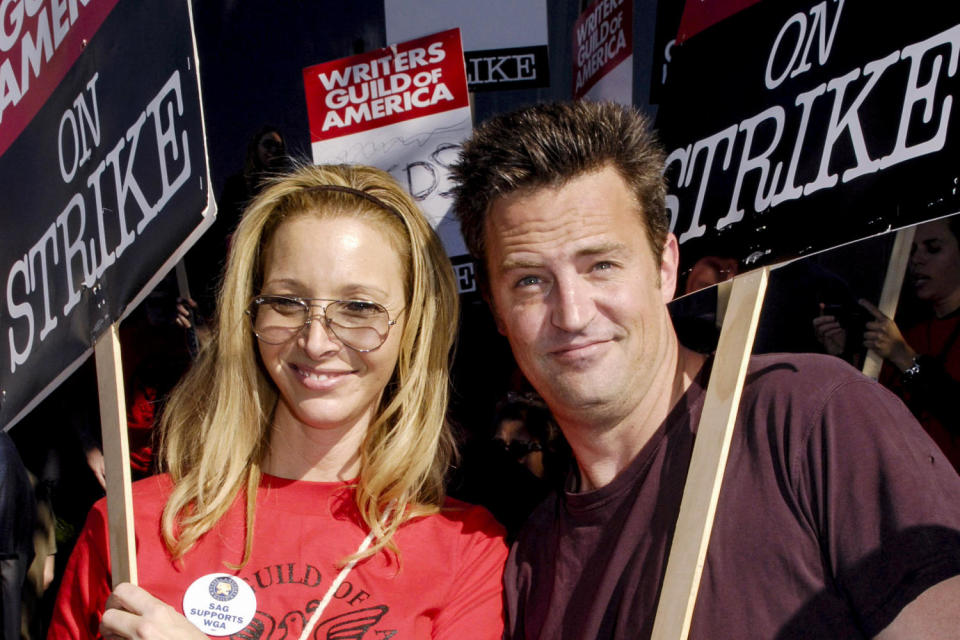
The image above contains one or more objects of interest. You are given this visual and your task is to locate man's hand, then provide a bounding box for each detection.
[100,583,208,640]
[813,303,848,357]
[175,297,199,330]
[859,299,916,371]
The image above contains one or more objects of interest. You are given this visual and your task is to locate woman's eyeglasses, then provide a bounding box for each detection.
[247,295,398,352]
[495,438,543,460]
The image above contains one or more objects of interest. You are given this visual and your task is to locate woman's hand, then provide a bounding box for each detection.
[859,299,917,371]
[100,583,208,640]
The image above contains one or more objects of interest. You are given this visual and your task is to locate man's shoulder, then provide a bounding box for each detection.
[510,490,563,556]
[743,352,876,402]
[732,352,907,448]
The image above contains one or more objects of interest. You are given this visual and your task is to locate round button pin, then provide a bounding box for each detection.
[182,573,257,636]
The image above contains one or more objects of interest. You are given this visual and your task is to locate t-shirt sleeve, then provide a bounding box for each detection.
[796,377,960,636]
[432,505,508,640]
[47,500,113,639]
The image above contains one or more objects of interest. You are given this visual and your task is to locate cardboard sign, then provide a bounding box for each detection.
[0,0,215,429]
[676,0,764,44]
[303,28,472,260]
[384,0,550,92]
[573,0,633,103]
[656,0,960,281]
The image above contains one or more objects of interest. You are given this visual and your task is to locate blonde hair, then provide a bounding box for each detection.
[158,163,459,564]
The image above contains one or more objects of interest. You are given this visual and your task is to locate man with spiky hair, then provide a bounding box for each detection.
[451,100,960,639]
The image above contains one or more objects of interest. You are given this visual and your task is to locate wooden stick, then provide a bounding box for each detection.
[862,226,916,380]
[94,323,138,587]
[175,260,200,358]
[650,267,769,640]
[714,278,733,328]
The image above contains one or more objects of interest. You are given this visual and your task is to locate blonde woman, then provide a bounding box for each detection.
[49,165,507,639]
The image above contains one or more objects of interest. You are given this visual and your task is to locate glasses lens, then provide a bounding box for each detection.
[326,300,390,351]
[248,297,392,351]
[495,439,542,460]
[250,297,307,344]
[511,440,542,459]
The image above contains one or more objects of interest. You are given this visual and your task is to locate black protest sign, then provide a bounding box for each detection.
[1,0,213,428]
[656,0,960,281]
[465,45,550,92]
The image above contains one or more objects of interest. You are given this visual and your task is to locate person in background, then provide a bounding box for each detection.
[493,391,570,489]
[183,126,291,332]
[452,389,572,540]
[682,255,738,295]
[20,468,55,640]
[1,430,35,640]
[10,360,103,640]
[452,100,960,639]
[49,164,506,639]
[814,215,960,472]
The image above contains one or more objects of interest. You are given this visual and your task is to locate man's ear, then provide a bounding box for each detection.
[659,233,680,303]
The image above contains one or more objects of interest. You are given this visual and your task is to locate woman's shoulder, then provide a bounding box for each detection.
[133,473,175,501]
[87,473,175,521]
[395,498,507,591]
[404,497,506,548]
[440,496,505,530]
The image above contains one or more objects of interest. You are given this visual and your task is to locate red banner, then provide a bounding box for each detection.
[0,0,120,157]
[572,0,633,99]
[676,0,764,43]
[303,28,469,143]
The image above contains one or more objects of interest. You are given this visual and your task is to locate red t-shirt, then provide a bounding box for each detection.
[504,353,960,639]
[881,311,960,471]
[50,474,507,639]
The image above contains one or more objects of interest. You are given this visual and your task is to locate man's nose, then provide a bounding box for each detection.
[550,276,596,333]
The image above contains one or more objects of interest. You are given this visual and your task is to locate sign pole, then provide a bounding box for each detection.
[861,226,916,380]
[94,323,138,586]
[650,266,769,640]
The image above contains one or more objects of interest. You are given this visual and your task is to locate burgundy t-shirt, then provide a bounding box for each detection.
[504,353,960,639]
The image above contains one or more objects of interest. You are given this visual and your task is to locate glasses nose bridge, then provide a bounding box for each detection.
[298,300,341,348]
[302,299,333,327]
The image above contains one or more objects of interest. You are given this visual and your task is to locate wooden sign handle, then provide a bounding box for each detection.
[651,266,769,640]
[94,323,138,587]
[862,226,916,380]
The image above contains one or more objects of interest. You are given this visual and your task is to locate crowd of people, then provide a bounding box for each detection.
[813,217,960,472]
[3,101,959,639]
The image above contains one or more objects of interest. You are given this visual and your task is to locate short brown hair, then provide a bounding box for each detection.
[451,101,668,271]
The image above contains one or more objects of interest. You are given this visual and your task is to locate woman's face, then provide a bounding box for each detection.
[257,214,406,437]
[909,219,960,305]
[256,132,284,168]
[495,418,545,479]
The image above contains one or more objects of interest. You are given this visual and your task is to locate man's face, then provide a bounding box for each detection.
[484,166,679,425]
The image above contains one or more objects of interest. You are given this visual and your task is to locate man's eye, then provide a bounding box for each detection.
[593,261,614,271]
[516,275,541,288]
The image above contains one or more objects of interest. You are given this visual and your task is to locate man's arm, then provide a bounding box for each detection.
[875,575,960,639]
